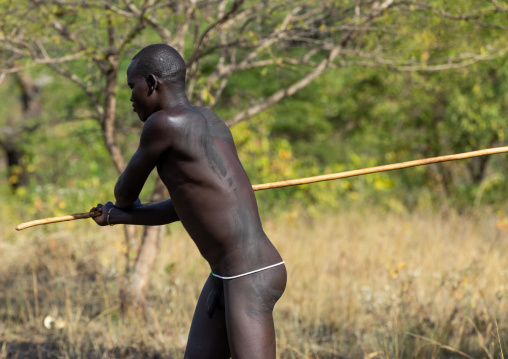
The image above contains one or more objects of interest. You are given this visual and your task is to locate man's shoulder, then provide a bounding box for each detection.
[191,105,216,117]
[142,111,171,132]
[140,111,181,142]
[191,106,229,130]
[145,107,199,128]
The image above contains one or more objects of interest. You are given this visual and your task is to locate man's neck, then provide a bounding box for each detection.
[160,92,191,109]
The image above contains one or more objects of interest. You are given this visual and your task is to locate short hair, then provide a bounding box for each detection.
[132,44,186,88]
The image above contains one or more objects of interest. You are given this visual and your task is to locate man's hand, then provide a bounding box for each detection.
[90,202,116,226]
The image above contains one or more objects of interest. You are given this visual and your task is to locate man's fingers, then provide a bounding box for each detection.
[90,204,104,213]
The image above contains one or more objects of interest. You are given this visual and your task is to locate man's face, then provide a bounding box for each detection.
[127,60,158,122]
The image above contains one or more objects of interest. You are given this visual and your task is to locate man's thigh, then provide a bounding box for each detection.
[184,274,230,359]
[223,264,287,359]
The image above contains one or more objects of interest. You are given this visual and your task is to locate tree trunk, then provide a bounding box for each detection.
[102,59,126,173]
[466,135,498,184]
[0,74,40,190]
[426,96,452,197]
[2,141,29,189]
[120,179,167,314]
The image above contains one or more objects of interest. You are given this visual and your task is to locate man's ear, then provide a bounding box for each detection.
[146,74,158,95]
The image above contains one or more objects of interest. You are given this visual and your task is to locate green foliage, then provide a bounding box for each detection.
[2,0,508,219]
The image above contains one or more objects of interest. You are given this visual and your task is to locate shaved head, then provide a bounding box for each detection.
[131,44,186,88]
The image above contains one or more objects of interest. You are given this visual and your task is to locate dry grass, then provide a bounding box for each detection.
[1,206,508,358]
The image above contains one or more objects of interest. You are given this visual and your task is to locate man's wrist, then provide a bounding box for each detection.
[109,206,132,226]
[107,207,115,226]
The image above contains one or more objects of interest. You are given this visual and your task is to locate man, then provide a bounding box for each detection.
[91,44,286,359]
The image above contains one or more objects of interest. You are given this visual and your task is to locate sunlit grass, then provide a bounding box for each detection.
[1,206,507,358]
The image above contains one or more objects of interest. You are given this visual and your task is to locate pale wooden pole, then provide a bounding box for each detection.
[16,212,101,231]
[252,146,508,191]
[16,146,508,230]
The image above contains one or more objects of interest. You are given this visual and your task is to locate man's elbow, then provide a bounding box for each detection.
[114,188,137,209]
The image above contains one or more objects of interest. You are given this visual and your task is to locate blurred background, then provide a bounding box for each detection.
[1,1,508,358]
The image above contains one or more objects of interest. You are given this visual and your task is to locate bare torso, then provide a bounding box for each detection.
[154,106,282,275]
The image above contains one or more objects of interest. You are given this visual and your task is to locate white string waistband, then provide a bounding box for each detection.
[212,261,285,280]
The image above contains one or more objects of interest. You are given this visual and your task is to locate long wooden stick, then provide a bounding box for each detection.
[16,212,101,231]
[252,146,508,191]
[15,146,508,231]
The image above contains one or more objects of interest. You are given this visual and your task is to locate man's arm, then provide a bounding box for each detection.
[114,114,172,208]
[92,199,179,226]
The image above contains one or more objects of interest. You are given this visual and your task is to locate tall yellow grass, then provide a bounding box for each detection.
[1,206,507,358]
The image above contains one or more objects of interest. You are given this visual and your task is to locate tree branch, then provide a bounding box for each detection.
[0,51,87,75]
[340,47,508,71]
[48,64,104,117]
[187,0,246,67]
[225,44,344,127]
[397,1,508,29]
[224,0,399,126]
[117,0,152,54]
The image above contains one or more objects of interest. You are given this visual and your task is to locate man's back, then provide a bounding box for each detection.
[152,106,279,275]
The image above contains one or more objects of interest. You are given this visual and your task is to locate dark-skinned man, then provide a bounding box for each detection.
[91,44,286,359]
